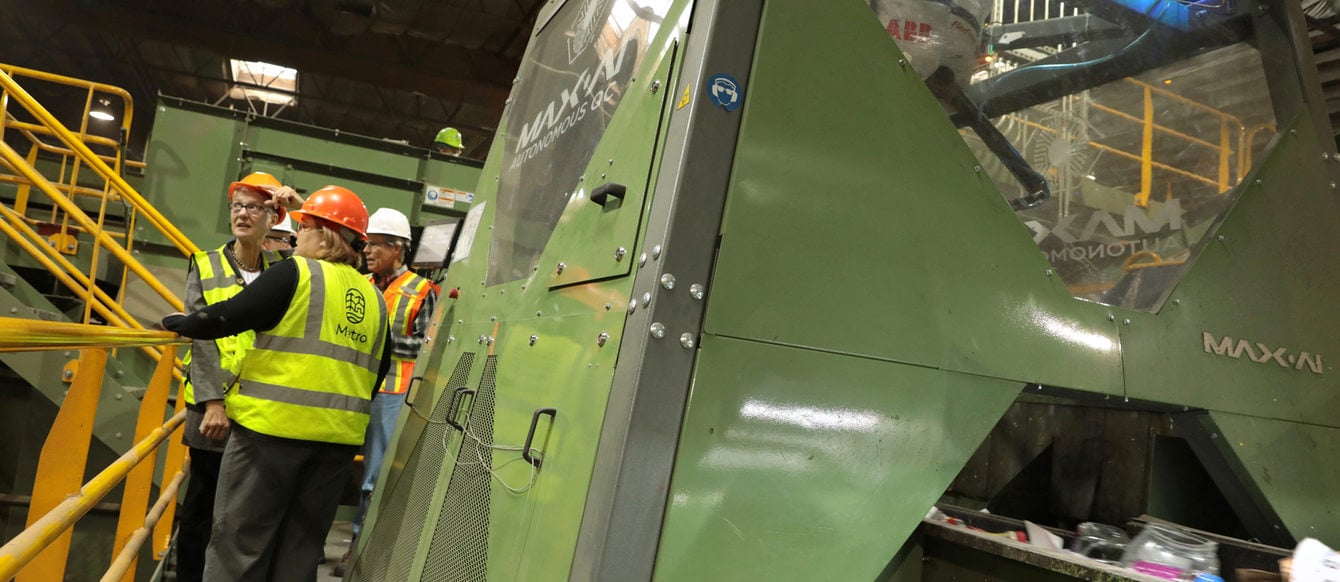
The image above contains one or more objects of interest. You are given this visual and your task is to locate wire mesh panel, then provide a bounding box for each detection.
[420,355,498,581]
[352,352,475,582]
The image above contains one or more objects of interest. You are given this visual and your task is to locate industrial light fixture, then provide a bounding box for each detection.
[227,59,299,106]
[89,98,115,121]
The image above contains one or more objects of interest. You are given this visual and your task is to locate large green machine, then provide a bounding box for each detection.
[353,0,1340,579]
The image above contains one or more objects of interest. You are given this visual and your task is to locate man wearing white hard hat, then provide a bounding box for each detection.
[263,216,295,252]
[335,207,439,576]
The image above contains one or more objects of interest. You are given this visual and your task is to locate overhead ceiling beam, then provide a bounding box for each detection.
[16,0,515,112]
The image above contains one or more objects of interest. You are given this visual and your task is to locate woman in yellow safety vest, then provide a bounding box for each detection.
[176,171,290,582]
[163,185,391,582]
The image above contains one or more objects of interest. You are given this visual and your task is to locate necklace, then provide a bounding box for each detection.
[228,246,260,272]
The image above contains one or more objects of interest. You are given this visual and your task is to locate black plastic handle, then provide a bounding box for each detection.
[589,183,627,206]
[522,408,558,469]
[446,386,475,431]
[405,376,425,401]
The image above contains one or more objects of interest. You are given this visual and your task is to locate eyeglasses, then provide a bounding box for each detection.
[364,240,401,250]
[230,202,272,215]
[266,235,296,246]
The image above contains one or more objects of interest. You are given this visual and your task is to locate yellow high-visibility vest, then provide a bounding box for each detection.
[372,270,437,395]
[230,257,389,445]
[181,244,282,406]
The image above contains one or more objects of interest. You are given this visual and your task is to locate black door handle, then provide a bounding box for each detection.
[589,183,626,206]
[523,408,558,469]
[446,386,475,431]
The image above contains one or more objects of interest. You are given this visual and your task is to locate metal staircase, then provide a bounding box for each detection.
[0,64,199,581]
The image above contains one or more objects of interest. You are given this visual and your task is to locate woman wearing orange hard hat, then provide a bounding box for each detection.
[176,171,292,582]
[164,185,391,581]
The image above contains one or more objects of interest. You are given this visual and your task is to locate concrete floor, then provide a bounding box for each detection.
[318,519,355,581]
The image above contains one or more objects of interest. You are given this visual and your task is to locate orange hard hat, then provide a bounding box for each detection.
[228,172,286,222]
[290,185,369,239]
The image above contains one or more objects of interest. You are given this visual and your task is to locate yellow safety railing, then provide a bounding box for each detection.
[0,318,190,582]
[0,66,203,382]
[997,77,1274,208]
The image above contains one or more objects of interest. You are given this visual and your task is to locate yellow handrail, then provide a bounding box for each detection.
[101,468,187,582]
[0,318,180,352]
[0,317,188,582]
[0,68,197,256]
[0,140,185,312]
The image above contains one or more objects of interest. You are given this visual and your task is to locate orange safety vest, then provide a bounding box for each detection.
[372,269,438,394]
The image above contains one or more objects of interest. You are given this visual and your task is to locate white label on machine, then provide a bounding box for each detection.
[452,202,486,263]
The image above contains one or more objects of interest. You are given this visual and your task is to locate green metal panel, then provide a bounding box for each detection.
[654,335,1021,580]
[1210,411,1340,543]
[702,0,1124,394]
[283,168,416,220]
[1123,117,1340,426]
[243,123,422,180]
[139,104,243,250]
[545,45,677,288]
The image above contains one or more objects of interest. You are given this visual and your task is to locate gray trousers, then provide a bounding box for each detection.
[203,425,355,582]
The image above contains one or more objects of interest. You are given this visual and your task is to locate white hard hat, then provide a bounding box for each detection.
[366,208,412,240]
[270,216,295,234]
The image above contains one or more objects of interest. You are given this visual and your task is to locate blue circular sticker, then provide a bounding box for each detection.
[706,73,742,112]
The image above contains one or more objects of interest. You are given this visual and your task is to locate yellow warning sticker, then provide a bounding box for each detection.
[677,84,692,110]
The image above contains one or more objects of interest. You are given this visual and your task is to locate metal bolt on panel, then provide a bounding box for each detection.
[642,292,652,305]
[679,333,696,349]
[689,284,705,300]
[615,247,627,261]
[660,274,676,289]
[529,335,539,346]
[649,323,666,339]
[651,80,662,93]
[556,262,566,274]
[638,253,648,267]
[628,299,638,313]
[652,245,662,259]
[597,332,609,347]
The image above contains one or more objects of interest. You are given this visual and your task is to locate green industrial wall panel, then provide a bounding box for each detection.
[242,125,422,179]
[654,335,1022,581]
[1122,118,1340,426]
[284,168,417,220]
[139,105,243,250]
[1210,412,1340,544]
[702,0,1123,393]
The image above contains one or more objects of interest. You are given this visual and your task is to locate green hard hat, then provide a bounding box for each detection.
[434,127,463,149]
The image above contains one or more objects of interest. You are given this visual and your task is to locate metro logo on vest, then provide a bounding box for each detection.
[335,323,370,344]
[345,288,367,324]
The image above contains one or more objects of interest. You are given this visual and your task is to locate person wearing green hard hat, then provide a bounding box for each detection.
[433,126,463,156]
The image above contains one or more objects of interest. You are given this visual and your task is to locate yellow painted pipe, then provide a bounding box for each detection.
[109,346,177,582]
[0,410,187,581]
[153,394,190,555]
[0,318,184,352]
[101,469,187,582]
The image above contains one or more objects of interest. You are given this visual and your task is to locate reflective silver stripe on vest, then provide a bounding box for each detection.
[240,379,372,414]
[198,251,238,293]
[391,276,421,336]
[255,258,384,374]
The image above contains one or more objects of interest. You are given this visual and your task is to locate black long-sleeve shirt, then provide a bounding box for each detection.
[163,258,392,393]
